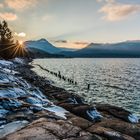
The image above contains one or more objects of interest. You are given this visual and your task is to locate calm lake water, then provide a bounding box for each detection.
[32,58,140,117]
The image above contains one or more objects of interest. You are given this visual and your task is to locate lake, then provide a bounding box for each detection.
[32,58,140,117]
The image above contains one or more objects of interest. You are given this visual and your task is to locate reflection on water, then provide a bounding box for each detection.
[32,58,140,117]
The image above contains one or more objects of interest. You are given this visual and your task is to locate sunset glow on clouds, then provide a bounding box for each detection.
[0,3,3,8]
[0,0,140,48]
[52,40,89,49]
[15,32,26,37]
[0,12,17,21]
[5,0,38,11]
[99,0,140,21]
[0,0,38,21]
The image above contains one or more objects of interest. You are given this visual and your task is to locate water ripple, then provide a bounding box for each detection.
[32,58,140,117]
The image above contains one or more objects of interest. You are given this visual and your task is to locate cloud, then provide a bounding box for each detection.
[15,32,26,37]
[96,0,103,2]
[0,12,17,21]
[42,15,52,21]
[99,1,140,21]
[5,0,38,11]
[54,40,68,43]
[74,41,89,45]
[53,40,89,49]
[96,0,115,3]
[0,3,4,8]
[53,40,89,45]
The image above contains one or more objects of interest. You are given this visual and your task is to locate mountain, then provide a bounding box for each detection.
[60,47,78,52]
[62,41,140,58]
[25,39,140,58]
[25,39,62,54]
[26,47,65,58]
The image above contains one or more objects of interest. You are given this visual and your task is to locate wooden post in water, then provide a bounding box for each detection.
[87,84,90,90]
[58,71,61,79]
[75,81,77,85]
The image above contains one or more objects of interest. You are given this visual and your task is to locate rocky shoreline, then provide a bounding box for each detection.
[0,58,140,140]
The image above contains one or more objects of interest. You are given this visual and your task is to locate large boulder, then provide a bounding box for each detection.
[96,104,139,123]
[96,119,140,140]
[3,118,94,140]
[88,125,135,140]
[60,103,102,122]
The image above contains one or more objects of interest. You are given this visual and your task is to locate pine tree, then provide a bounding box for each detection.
[0,20,13,43]
[0,20,27,59]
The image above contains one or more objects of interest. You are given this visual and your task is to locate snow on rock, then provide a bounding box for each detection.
[128,114,139,123]
[12,58,25,65]
[86,107,103,122]
[0,109,9,119]
[1,58,139,139]
[105,131,121,138]
[0,121,29,138]
[2,68,18,75]
[0,99,22,110]
[45,105,68,119]
[0,60,13,67]
[0,58,68,135]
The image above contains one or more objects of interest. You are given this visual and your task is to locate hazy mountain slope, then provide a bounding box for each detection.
[25,39,62,54]
[27,47,65,58]
[64,41,140,57]
[60,47,78,52]
[25,39,140,58]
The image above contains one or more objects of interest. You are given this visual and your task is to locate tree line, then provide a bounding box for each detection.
[0,20,27,59]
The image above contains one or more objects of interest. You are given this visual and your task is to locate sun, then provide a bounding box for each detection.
[10,40,27,57]
[19,40,23,45]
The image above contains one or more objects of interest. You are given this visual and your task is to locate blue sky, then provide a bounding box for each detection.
[0,0,140,48]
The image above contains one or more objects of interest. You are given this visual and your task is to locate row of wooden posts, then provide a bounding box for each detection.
[34,64,90,90]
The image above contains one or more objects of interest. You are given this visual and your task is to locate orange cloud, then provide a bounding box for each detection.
[97,0,115,3]
[15,32,26,37]
[0,12,17,21]
[74,41,89,45]
[54,40,68,43]
[0,3,3,8]
[99,2,140,21]
[5,0,38,11]
[53,40,89,49]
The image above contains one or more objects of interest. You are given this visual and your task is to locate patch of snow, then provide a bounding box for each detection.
[0,59,69,123]
[0,120,29,138]
[0,109,9,118]
[105,131,121,137]
[2,68,18,75]
[16,78,31,89]
[25,97,44,105]
[0,121,6,126]
[0,88,26,98]
[12,58,25,65]
[0,73,19,84]
[87,107,103,121]
[128,114,139,123]
[68,98,78,104]
[28,88,46,100]
[0,60,13,67]
[46,105,68,119]
[0,99,22,110]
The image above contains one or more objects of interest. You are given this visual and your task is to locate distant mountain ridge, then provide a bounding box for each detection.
[60,41,140,58]
[25,38,61,54]
[25,39,140,58]
[25,39,76,55]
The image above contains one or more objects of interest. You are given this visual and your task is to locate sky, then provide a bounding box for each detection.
[0,0,140,48]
